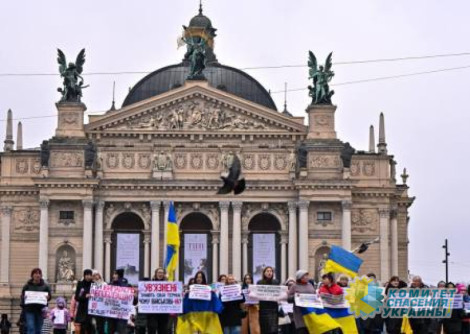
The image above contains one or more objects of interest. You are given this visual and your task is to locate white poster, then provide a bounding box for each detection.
[88,284,135,320]
[138,281,183,314]
[252,233,276,283]
[116,233,140,285]
[183,234,208,284]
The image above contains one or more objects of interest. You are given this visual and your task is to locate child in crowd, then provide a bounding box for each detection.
[0,314,11,334]
[50,297,71,334]
[41,308,53,334]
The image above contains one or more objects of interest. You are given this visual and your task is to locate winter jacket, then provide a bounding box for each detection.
[288,281,316,329]
[50,308,71,329]
[319,283,343,296]
[21,279,52,313]
[257,278,280,334]
[384,280,407,334]
[219,293,245,327]
[74,279,93,323]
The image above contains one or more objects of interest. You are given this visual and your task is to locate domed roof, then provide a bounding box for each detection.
[189,13,212,29]
[122,63,278,111]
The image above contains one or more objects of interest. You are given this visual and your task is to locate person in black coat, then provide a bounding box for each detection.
[147,268,170,334]
[257,266,280,334]
[384,276,407,334]
[408,276,431,334]
[442,282,464,334]
[74,269,94,334]
[219,274,245,333]
[108,269,130,334]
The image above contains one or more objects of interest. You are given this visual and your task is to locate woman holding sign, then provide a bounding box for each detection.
[219,274,245,334]
[21,268,51,334]
[147,268,170,334]
[287,270,315,334]
[241,274,260,334]
[256,267,280,334]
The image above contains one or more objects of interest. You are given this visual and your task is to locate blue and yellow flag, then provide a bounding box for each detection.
[176,292,223,334]
[323,245,363,278]
[164,201,179,281]
[302,307,358,334]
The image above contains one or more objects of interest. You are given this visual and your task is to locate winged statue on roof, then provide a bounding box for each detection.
[308,51,335,105]
[57,48,88,102]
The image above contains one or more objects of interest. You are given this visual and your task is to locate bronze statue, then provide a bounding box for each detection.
[40,140,50,167]
[308,51,335,105]
[84,141,96,168]
[184,38,207,80]
[57,48,88,102]
[340,142,355,168]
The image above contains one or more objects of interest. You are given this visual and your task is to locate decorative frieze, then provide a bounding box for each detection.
[309,155,341,168]
[122,153,135,169]
[13,207,39,232]
[351,209,378,234]
[50,152,84,168]
[137,153,151,169]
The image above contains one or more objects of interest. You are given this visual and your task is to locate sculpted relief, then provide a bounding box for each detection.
[309,154,341,168]
[351,209,378,234]
[14,158,41,175]
[349,160,377,177]
[50,152,83,168]
[113,99,272,132]
[13,208,40,232]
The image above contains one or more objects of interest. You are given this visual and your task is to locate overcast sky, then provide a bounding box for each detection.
[1,0,469,284]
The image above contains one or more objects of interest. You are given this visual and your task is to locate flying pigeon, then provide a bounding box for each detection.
[217,154,245,195]
[353,237,380,254]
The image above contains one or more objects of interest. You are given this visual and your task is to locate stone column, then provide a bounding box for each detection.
[341,200,352,251]
[94,200,105,275]
[211,231,220,281]
[379,208,390,280]
[82,199,94,270]
[1,206,12,282]
[150,201,161,275]
[232,202,242,280]
[144,234,151,278]
[298,200,310,271]
[242,232,249,277]
[280,232,288,283]
[390,208,399,276]
[288,201,297,277]
[219,201,230,275]
[104,233,112,282]
[38,198,49,279]
[163,201,170,264]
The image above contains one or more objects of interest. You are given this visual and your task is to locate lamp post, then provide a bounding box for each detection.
[442,239,449,283]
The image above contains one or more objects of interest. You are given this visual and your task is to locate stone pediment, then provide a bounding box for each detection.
[86,81,306,134]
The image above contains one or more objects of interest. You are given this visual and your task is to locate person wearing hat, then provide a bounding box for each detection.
[50,297,71,334]
[108,269,130,334]
[74,269,94,334]
[287,270,316,334]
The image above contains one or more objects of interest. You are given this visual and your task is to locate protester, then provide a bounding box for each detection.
[257,266,280,334]
[442,282,464,334]
[69,294,79,334]
[147,268,169,334]
[41,308,52,334]
[384,276,407,334]
[16,310,27,334]
[21,268,52,334]
[407,275,430,334]
[132,281,147,334]
[74,269,94,334]
[109,269,131,334]
[463,285,470,334]
[127,292,137,334]
[218,274,228,284]
[241,274,260,334]
[288,270,316,334]
[359,273,384,334]
[0,314,11,334]
[91,270,107,333]
[49,297,70,334]
[219,274,245,334]
[318,272,343,296]
[280,277,296,334]
[336,275,349,288]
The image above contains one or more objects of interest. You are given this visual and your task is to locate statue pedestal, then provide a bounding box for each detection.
[40,166,49,178]
[55,282,74,294]
[343,168,350,180]
[152,170,173,180]
[55,102,87,138]
[306,104,337,139]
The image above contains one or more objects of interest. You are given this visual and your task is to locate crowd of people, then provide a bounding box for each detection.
[7,266,470,333]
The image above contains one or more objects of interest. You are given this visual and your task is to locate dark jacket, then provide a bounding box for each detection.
[21,279,51,313]
[219,291,245,327]
[257,278,280,334]
[443,308,464,334]
[408,284,431,334]
[74,279,93,323]
[384,280,407,334]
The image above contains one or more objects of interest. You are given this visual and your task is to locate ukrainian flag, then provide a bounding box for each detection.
[302,307,358,334]
[323,245,363,278]
[176,292,223,334]
[164,201,179,281]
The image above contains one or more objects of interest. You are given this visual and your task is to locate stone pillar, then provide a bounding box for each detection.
[38,198,50,279]
[211,231,220,281]
[379,208,390,280]
[104,233,112,282]
[82,199,94,270]
[341,200,352,251]
[219,201,230,275]
[150,201,161,275]
[144,234,151,278]
[55,102,86,138]
[306,104,337,139]
[298,200,310,271]
[280,232,288,283]
[232,202,242,280]
[94,200,105,275]
[390,208,399,276]
[1,206,12,282]
[163,201,170,264]
[242,232,249,277]
[288,202,297,277]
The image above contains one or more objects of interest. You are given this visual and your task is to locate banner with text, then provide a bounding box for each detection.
[88,284,134,320]
[248,285,288,302]
[24,291,48,305]
[221,284,243,302]
[184,234,208,284]
[295,293,324,308]
[138,281,183,314]
[252,233,276,283]
[116,233,140,285]
[189,284,212,301]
